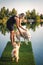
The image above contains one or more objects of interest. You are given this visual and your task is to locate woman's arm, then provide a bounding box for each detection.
[15,17,23,35]
[19,19,27,31]
[19,25,27,31]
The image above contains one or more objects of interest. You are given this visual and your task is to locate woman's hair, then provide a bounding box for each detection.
[19,13,25,18]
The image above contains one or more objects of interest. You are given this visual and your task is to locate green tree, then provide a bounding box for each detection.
[25,10,31,19]
[11,8,17,16]
[40,14,43,19]
[30,9,36,19]
[5,8,9,17]
[0,7,6,19]
[35,15,40,22]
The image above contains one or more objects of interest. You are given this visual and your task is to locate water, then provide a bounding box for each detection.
[30,25,43,65]
[0,25,43,65]
[0,32,10,57]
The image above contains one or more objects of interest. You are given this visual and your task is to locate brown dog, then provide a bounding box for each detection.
[11,42,20,62]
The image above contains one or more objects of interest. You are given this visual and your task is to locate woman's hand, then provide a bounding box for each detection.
[19,25,27,31]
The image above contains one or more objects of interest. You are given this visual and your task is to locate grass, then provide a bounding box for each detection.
[0,41,35,65]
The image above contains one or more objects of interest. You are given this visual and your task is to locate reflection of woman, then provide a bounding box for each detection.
[6,13,27,47]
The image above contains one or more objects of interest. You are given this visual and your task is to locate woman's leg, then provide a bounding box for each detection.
[10,30,15,47]
[13,31,16,42]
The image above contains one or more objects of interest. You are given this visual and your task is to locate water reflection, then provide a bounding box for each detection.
[0,32,10,57]
[30,25,43,65]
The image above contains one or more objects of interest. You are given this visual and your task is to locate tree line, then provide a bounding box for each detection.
[0,7,43,35]
[0,7,43,25]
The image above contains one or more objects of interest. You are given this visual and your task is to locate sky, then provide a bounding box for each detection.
[0,0,43,14]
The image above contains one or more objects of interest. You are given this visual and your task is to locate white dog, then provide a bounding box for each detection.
[11,43,20,62]
[16,29,31,41]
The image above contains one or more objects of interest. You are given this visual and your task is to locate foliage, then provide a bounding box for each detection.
[25,9,38,19]
[0,7,17,19]
[40,14,43,19]
[0,7,43,34]
[11,8,17,16]
[30,9,36,19]
[35,15,40,22]
[26,10,31,19]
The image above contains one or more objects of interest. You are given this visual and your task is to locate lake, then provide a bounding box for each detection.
[0,25,43,65]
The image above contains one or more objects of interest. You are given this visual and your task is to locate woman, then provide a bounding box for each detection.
[6,13,27,47]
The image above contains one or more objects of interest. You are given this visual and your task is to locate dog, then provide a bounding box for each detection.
[11,42,20,62]
[16,29,31,41]
[22,29,31,41]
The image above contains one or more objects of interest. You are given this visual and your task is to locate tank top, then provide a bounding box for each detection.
[7,15,18,26]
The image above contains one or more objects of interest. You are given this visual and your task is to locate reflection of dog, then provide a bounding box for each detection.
[11,43,20,62]
[16,29,31,41]
[22,30,31,41]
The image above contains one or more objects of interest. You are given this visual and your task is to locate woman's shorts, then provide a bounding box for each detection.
[7,25,14,31]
